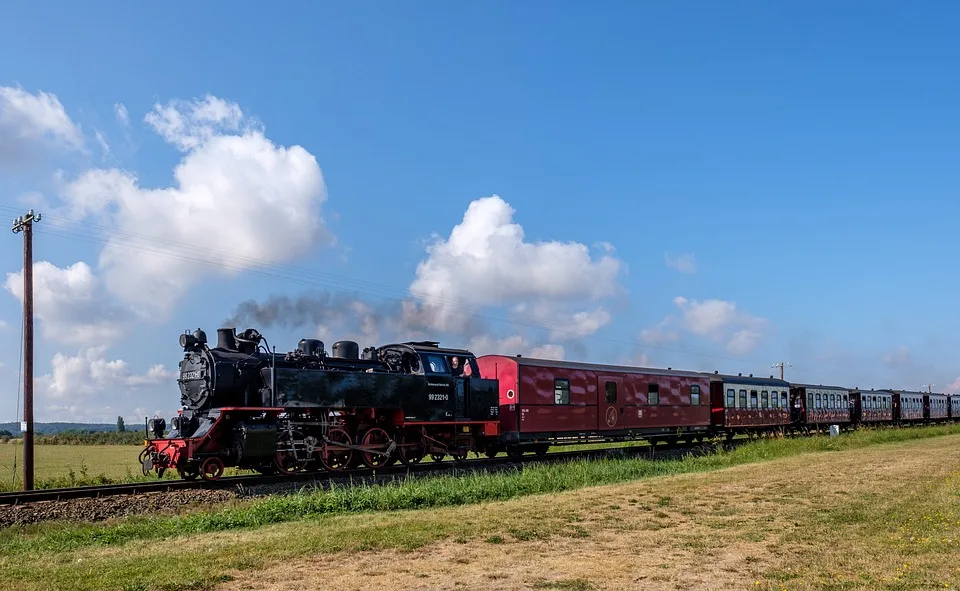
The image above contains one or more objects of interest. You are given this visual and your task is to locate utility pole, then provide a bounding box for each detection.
[12,209,40,491]
[921,384,934,393]
[771,361,792,380]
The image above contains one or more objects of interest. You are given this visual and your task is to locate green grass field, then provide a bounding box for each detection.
[0,442,150,490]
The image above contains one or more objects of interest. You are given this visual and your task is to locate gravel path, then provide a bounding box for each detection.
[0,488,239,528]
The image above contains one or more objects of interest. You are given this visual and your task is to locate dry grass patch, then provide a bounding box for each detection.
[207,435,960,591]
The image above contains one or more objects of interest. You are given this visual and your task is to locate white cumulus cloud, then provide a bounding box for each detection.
[57,94,332,317]
[639,295,767,356]
[144,94,246,151]
[406,195,624,336]
[0,85,84,165]
[467,333,565,360]
[4,261,135,347]
[36,346,177,421]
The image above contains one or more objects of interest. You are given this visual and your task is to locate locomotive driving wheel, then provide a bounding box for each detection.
[359,427,392,469]
[274,430,310,475]
[395,430,425,466]
[319,427,354,471]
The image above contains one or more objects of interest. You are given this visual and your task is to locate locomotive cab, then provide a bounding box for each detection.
[390,341,499,423]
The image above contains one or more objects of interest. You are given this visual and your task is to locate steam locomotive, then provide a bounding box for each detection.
[140,327,501,481]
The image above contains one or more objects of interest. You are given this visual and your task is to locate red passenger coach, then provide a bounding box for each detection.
[851,389,893,424]
[788,384,852,431]
[925,393,949,421]
[709,373,792,436]
[476,355,712,456]
[893,390,925,422]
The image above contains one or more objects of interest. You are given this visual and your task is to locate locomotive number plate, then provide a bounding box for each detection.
[181,371,202,380]
[428,393,449,401]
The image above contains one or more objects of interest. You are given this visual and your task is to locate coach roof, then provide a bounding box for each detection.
[495,355,708,379]
[791,383,851,391]
[714,373,791,387]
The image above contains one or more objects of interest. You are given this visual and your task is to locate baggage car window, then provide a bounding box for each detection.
[691,385,701,406]
[648,384,660,406]
[605,381,617,404]
[726,389,735,408]
[554,379,570,405]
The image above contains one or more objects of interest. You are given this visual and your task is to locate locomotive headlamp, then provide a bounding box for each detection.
[180,333,198,350]
[148,418,166,439]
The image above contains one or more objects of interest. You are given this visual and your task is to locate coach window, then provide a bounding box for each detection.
[691,385,701,406]
[554,378,570,405]
[750,390,758,409]
[648,384,660,406]
[761,390,769,408]
[605,381,617,404]
[726,388,735,408]
[781,392,788,408]
[739,389,747,408]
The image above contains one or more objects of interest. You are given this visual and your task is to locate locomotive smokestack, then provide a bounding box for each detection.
[217,328,238,351]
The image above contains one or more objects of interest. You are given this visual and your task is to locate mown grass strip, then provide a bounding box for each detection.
[3,423,959,557]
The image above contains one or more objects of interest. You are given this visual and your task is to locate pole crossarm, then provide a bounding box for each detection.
[11,210,41,234]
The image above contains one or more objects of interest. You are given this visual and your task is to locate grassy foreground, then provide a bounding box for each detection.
[2,424,960,590]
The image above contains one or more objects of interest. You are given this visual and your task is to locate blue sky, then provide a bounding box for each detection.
[1,2,959,422]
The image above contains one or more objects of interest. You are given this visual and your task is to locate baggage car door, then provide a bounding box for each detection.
[598,375,624,431]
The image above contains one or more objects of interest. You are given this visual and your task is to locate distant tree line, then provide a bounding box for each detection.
[0,429,144,445]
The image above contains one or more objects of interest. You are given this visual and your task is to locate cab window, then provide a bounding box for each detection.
[421,354,449,374]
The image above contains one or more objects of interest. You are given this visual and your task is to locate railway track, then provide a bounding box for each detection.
[0,439,722,507]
